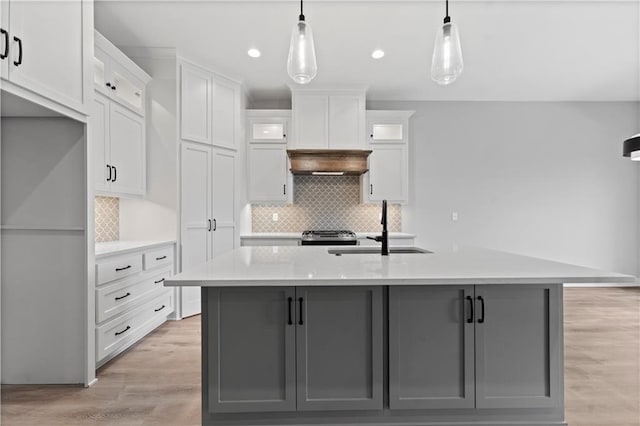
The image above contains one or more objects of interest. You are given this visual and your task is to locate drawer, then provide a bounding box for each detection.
[96,288,173,362]
[144,246,174,271]
[96,268,172,323]
[96,253,143,285]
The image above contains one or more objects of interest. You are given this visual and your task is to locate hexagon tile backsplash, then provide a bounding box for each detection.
[252,176,401,232]
[95,196,119,242]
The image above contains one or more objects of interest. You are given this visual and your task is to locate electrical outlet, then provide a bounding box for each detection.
[272,213,279,222]
[452,211,458,222]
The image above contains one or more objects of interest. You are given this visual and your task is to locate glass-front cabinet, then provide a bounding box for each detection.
[362,110,414,204]
[93,36,147,115]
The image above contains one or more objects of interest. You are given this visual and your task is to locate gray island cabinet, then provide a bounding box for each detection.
[165,246,634,426]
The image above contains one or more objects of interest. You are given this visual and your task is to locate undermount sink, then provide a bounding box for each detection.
[328,247,432,255]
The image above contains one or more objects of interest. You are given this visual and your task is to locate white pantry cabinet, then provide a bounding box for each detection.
[290,89,366,149]
[180,142,236,317]
[93,93,146,196]
[362,110,414,204]
[246,111,292,204]
[0,0,92,119]
[179,60,241,150]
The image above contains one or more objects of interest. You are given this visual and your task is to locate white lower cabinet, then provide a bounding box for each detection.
[95,243,175,366]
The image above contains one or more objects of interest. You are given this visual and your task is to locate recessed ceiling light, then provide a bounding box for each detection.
[371,49,385,59]
[247,48,261,58]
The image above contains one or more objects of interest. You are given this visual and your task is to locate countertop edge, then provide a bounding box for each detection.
[96,240,177,259]
[165,276,637,287]
[240,232,416,239]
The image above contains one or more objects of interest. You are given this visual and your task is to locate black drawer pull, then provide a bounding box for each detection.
[154,305,166,312]
[298,297,304,325]
[213,218,217,231]
[0,28,8,60]
[115,265,131,272]
[106,164,112,182]
[115,325,130,336]
[465,295,474,323]
[13,36,22,66]
[112,166,117,182]
[154,278,165,284]
[287,297,293,325]
[477,296,485,323]
[114,292,131,301]
[370,184,373,195]
[155,255,167,261]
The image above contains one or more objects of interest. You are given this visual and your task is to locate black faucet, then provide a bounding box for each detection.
[366,200,389,255]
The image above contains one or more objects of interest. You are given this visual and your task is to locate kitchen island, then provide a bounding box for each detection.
[165,246,634,426]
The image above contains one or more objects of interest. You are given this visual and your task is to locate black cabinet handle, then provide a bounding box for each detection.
[154,305,166,312]
[12,36,22,66]
[154,278,165,284]
[155,256,167,261]
[477,296,485,323]
[0,29,8,60]
[287,297,293,325]
[466,295,474,323]
[207,219,212,232]
[298,297,304,325]
[115,325,130,336]
[111,85,117,91]
[213,219,217,231]
[283,184,286,195]
[112,166,117,182]
[115,265,131,272]
[370,184,373,195]
[114,292,131,301]
[106,165,112,182]
[106,82,112,88]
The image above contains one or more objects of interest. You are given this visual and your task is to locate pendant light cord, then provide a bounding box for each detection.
[444,0,451,23]
[299,0,305,21]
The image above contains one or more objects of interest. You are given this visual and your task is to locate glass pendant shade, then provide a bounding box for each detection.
[287,19,318,84]
[431,21,463,85]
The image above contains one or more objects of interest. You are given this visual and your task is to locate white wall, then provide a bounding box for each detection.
[369,101,640,276]
[119,53,178,241]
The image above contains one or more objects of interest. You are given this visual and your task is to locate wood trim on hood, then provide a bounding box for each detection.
[287,149,372,176]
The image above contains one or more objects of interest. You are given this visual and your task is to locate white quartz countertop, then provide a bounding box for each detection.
[164,245,635,287]
[96,240,176,258]
[240,232,416,239]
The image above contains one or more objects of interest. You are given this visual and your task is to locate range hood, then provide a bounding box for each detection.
[287,149,372,176]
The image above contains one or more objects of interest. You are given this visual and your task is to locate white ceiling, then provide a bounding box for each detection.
[95,0,640,103]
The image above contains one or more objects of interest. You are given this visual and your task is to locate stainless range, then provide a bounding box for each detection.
[300,230,358,246]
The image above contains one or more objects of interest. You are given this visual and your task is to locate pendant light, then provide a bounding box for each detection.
[431,0,463,85]
[623,134,640,160]
[287,0,318,85]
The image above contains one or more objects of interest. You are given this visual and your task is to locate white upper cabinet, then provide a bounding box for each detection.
[0,0,91,118]
[180,61,213,144]
[95,31,150,116]
[92,93,146,197]
[362,110,414,204]
[248,144,289,204]
[290,89,366,149]
[246,111,292,204]
[179,60,241,150]
[109,102,145,195]
[92,32,150,198]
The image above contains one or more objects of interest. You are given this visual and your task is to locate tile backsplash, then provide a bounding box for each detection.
[252,176,401,232]
[95,196,119,242]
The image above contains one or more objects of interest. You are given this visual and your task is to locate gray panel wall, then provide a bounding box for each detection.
[368,101,640,276]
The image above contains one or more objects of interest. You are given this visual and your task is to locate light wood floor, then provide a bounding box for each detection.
[2,287,639,426]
